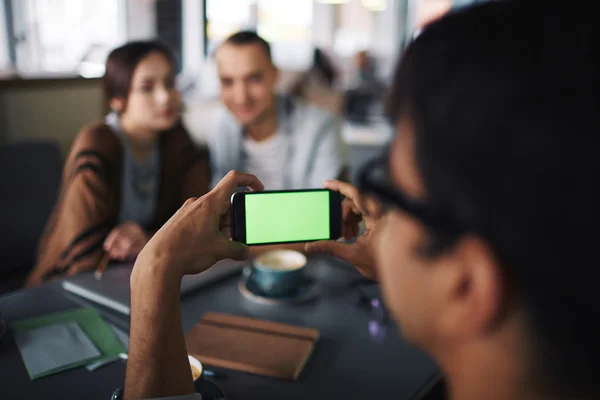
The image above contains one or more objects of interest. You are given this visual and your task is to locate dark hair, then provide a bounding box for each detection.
[387,1,599,398]
[313,48,336,87]
[103,40,176,101]
[222,30,272,62]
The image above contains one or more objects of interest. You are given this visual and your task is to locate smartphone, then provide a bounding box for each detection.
[231,189,342,245]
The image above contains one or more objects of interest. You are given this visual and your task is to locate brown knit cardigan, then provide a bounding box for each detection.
[26,120,210,285]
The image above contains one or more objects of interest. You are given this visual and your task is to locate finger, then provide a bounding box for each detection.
[129,223,145,237]
[120,235,133,249]
[106,225,135,249]
[343,200,363,223]
[217,197,233,232]
[213,171,264,202]
[113,236,132,256]
[221,226,232,239]
[66,259,96,276]
[120,240,134,260]
[323,180,360,202]
[342,222,359,240]
[325,180,368,216]
[108,236,130,260]
[365,196,382,217]
[352,221,360,237]
[122,220,135,229]
[305,240,357,262]
[108,246,124,261]
[341,202,361,239]
[219,219,232,238]
[103,226,123,250]
[342,223,350,239]
[127,226,147,245]
[120,221,144,239]
[215,238,249,262]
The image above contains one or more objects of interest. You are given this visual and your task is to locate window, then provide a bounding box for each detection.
[205,0,313,69]
[408,0,488,39]
[416,0,453,27]
[257,0,313,69]
[0,0,11,70]
[205,0,257,56]
[8,0,125,77]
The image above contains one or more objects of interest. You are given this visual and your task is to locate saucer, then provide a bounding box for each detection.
[238,266,321,305]
[195,378,227,400]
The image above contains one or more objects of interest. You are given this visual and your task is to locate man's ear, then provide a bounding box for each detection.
[109,97,125,113]
[437,236,506,339]
[272,65,280,85]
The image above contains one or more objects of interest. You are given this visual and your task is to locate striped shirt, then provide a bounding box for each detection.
[242,131,285,190]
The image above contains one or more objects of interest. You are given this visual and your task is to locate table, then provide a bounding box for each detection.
[0,256,439,400]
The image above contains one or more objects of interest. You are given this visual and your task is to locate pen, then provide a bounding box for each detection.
[94,251,111,280]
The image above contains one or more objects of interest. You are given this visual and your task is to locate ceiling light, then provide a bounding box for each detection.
[361,0,387,11]
[315,0,351,4]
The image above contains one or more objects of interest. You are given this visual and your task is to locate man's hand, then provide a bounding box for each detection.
[136,170,264,278]
[125,171,264,400]
[103,222,149,261]
[305,180,382,280]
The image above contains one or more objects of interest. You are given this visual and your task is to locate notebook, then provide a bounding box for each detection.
[9,307,126,379]
[13,322,101,379]
[185,312,319,380]
[62,260,246,315]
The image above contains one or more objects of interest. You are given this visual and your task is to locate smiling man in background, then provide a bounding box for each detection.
[207,31,347,190]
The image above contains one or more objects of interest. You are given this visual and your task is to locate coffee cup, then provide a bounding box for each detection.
[188,355,203,381]
[251,250,307,296]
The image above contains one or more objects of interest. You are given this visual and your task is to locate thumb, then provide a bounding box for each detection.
[219,240,250,261]
[305,240,354,260]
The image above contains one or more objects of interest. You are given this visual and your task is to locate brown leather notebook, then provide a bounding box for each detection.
[185,312,319,380]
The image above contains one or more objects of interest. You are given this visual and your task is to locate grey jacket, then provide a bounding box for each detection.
[207,95,346,189]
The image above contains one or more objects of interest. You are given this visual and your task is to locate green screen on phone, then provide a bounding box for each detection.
[245,191,330,244]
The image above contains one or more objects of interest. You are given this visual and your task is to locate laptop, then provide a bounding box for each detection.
[62,259,247,316]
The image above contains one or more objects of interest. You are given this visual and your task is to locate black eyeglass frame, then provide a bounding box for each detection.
[357,154,466,237]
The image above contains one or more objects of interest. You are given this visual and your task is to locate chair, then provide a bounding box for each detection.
[0,140,62,294]
[342,86,385,125]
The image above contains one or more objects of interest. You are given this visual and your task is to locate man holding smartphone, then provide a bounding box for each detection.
[121,2,599,400]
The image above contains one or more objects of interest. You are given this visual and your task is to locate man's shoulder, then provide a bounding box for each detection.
[215,103,241,131]
[286,94,335,123]
[283,95,337,140]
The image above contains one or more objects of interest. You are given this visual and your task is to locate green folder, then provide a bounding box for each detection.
[10,307,126,379]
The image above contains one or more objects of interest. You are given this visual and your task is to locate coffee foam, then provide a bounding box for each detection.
[188,355,203,380]
[191,365,202,381]
[259,256,304,270]
[256,250,307,271]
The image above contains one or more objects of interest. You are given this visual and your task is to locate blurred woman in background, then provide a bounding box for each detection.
[291,47,343,114]
[27,40,211,286]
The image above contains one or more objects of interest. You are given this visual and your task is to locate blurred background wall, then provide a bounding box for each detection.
[0,0,485,156]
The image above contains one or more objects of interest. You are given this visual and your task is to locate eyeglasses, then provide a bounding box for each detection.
[357,153,465,237]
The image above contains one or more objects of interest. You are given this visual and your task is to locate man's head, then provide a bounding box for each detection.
[371,1,599,398]
[215,31,278,126]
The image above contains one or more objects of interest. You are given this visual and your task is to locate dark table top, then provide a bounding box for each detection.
[0,256,439,400]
